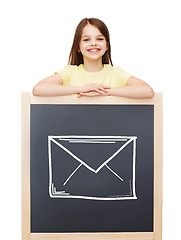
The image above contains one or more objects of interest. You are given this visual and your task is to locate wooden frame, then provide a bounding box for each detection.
[21,92,163,240]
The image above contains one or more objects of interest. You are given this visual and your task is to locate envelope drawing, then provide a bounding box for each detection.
[48,135,137,200]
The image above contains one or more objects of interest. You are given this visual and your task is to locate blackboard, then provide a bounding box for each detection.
[30,104,154,233]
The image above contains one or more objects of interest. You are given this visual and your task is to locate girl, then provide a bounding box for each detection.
[33,18,154,98]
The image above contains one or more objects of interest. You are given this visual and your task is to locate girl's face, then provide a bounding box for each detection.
[79,24,108,63]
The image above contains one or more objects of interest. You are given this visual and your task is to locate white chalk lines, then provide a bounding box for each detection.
[63,163,123,187]
[48,135,137,201]
[105,164,124,182]
[63,163,82,186]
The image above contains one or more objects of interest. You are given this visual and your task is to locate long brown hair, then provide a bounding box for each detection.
[68,18,113,66]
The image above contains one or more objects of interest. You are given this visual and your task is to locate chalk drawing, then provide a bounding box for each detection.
[48,136,137,200]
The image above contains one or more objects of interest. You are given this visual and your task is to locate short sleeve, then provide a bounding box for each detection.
[114,67,132,87]
[55,65,70,86]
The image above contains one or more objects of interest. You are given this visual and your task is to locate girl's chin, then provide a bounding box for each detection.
[83,54,103,61]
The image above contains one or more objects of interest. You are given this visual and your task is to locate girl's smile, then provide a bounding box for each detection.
[87,48,101,52]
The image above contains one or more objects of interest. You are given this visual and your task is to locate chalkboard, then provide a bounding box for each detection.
[30,104,154,233]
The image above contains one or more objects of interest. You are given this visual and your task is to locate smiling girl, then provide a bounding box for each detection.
[33,18,154,98]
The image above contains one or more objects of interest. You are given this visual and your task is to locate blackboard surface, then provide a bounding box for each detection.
[30,104,154,233]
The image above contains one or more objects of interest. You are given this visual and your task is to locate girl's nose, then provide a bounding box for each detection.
[90,39,96,46]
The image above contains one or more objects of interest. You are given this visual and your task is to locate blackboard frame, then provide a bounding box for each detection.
[21,92,163,240]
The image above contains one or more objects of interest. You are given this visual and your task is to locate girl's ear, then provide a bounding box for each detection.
[77,45,81,52]
[106,42,109,51]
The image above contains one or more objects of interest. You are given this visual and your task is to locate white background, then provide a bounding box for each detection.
[0,0,180,239]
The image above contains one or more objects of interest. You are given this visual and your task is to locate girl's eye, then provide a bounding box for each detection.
[82,38,104,42]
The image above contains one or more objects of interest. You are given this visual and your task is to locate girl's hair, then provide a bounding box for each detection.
[68,18,113,66]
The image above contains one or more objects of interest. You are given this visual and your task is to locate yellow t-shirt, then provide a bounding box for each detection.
[55,64,132,88]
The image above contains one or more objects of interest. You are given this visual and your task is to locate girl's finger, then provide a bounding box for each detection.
[84,92,100,97]
[92,88,103,94]
[99,87,109,92]
[92,88,107,94]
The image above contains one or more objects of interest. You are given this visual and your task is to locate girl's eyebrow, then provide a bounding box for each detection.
[81,34,104,38]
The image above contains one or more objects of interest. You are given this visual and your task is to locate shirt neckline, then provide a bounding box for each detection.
[79,64,106,74]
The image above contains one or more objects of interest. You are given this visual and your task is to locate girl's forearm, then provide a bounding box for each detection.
[33,83,81,97]
[108,85,154,99]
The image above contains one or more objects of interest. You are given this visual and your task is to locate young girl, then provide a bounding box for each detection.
[33,18,154,98]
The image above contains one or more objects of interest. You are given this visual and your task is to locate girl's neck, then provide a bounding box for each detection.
[83,59,104,72]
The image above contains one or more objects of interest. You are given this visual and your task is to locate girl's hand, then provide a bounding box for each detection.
[77,91,110,98]
[79,83,110,94]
